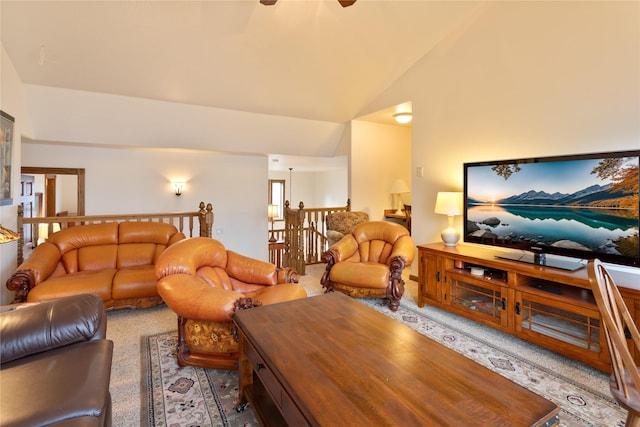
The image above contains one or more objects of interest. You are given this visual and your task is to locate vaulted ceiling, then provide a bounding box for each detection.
[1,0,485,124]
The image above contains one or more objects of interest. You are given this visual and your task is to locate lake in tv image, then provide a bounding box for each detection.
[465,154,639,259]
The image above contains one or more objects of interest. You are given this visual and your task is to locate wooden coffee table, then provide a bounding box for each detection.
[234,292,559,426]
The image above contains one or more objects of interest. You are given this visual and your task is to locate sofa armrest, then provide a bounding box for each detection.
[5,270,35,304]
[6,241,62,303]
[0,293,107,364]
[158,274,247,322]
[389,235,416,267]
[226,250,280,286]
[322,234,359,264]
[15,241,62,284]
[276,267,299,284]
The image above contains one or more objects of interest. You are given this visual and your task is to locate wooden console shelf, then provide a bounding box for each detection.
[417,242,640,372]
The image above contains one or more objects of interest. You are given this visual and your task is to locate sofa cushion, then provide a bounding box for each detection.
[0,294,107,364]
[117,243,157,268]
[329,261,390,289]
[326,211,369,247]
[48,223,118,255]
[118,221,182,245]
[326,211,369,235]
[355,240,393,264]
[112,266,158,299]
[76,245,118,272]
[27,270,115,303]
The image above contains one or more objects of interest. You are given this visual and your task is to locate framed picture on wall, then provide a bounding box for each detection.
[1,110,15,206]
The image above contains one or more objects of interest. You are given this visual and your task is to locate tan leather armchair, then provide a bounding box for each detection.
[155,237,307,370]
[325,211,369,247]
[321,221,414,311]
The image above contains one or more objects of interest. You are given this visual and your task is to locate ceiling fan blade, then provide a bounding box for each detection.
[259,0,355,6]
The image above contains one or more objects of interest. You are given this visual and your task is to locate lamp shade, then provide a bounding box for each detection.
[434,192,463,216]
[390,179,410,194]
[268,204,279,219]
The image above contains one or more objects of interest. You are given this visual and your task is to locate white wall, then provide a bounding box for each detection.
[22,141,269,259]
[0,45,35,304]
[268,167,349,221]
[362,1,639,276]
[350,120,412,220]
[24,84,347,158]
[314,168,348,208]
[56,174,77,214]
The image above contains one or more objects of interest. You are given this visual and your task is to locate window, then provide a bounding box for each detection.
[268,179,285,220]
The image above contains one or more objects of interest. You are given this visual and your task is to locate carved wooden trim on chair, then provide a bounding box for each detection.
[320,252,408,312]
[177,316,241,370]
[6,269,35,304]
[320,254,335,293]
[387,256,407,311]
[235,297,263,311]
[175,298,265,370]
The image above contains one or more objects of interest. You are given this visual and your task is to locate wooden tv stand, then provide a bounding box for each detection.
[417,242,640,372]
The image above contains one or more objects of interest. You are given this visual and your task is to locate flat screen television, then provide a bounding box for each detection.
[463,150,640,270]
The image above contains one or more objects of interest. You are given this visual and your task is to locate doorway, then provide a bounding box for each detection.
[19,174,36,246]
[20,167,85,216]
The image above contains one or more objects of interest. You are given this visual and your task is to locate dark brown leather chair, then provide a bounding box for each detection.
[0,293,113,426]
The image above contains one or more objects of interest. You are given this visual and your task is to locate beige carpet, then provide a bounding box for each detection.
[107,264,618,426]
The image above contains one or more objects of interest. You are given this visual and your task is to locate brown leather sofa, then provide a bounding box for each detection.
[156,237,307,370]
[6,222,185,310]
[321,221,415,311]
[0,293,113,426]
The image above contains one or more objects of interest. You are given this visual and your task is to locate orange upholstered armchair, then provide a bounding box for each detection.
[155,237,307,370]
[320,221,415,311]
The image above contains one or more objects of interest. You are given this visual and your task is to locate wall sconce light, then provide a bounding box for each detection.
[390,179,411,215]
[434,192,463,247]
[393,112,412,124]
[268,204,279,242]
[172,182,185,196]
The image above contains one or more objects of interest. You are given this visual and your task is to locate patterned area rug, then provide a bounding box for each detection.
[141,298,625,426]
[141,332,257,427]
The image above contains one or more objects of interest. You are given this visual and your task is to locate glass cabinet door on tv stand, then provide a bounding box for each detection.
[446,268,509,329]
[514,283,604,366]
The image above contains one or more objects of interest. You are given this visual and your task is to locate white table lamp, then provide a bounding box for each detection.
[434,192,463,247]
[390,179,411,215]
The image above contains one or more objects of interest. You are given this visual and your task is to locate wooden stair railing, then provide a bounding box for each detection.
[16,201,214,266]
[282,199,351,275]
